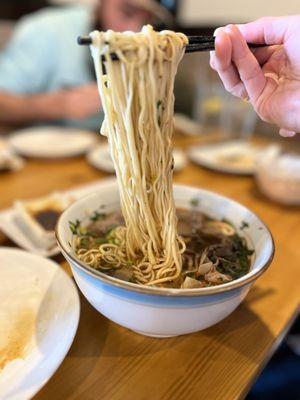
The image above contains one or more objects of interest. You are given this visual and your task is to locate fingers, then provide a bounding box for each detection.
[237,16,292,45]
[62,86,100,119]
[210,30,248,99]
[226,25,267,103]
[279,128,296,137]
[211,25,267,102]
[75,84,101,104]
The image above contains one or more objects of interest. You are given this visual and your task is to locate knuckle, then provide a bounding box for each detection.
[243,65,261,82]
[226,81,243,97]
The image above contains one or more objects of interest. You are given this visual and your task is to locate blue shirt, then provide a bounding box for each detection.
[0,5,102,130]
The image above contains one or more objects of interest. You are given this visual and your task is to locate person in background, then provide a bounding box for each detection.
[0,0,171,129]
[210,16,300,137]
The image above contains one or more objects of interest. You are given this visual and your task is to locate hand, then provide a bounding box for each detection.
[210,16,300,137]
[41,83,101,120]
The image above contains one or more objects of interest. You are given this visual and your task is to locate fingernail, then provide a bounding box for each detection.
[209,51,216,68]
[225,24,234,34]
[279,128,296,137]
[213,27,223,36]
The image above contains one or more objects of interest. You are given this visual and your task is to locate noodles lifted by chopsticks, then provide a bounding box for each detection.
[87,25,188,286]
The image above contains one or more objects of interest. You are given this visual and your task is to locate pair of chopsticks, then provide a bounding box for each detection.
[78,35,265,59]
[78,34,217,52]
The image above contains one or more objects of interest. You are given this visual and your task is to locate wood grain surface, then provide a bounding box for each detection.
[0,133,299,400]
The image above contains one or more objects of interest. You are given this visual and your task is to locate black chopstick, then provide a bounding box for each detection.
[188,35,214,44]
[78,36,93,45]
[185,43,215,52]
[77,35,215,45]
[77,35,266,57]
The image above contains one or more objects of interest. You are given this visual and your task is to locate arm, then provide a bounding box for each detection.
[0,12,101,124]
[0,92,59,124]
[0,84,101,125]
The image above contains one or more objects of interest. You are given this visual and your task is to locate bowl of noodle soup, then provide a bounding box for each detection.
[56,180,274,337]
[57,25,273,336]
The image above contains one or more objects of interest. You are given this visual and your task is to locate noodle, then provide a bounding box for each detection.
[86,25,188,286]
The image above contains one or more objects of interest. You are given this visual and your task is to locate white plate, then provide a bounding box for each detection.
[174,113,202,136]
[87,143,187,173]
[8,127,97,158]
[0,248,80,400]
[0,177,116,257]
[188,140,262,175]
[0,138,25,171]
[86,143,113,173]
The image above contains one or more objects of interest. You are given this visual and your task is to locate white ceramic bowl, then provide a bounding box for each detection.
[256,145,300,205]
[56,181,274,337]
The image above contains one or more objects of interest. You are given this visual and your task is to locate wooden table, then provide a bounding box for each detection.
[0,134,299,400]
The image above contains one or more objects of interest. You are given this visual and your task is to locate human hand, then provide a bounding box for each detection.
[42,83,101,120]
[210,16,300,137]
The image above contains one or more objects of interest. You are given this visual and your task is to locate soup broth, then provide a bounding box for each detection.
[72,209,253,289]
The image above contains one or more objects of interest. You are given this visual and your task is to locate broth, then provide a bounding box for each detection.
[72,208,253,289]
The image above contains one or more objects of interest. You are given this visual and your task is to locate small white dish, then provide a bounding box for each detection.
[256,145,300,205]
[188,140,262,175]
[0,210,59,257]
[173,148,188,172]
[14,192,72,252]
[86,143,114,173]
[87,143,187,173]
[0,248,80,399]
[0,178,116,257]
[56,180,274,337]
[174,113,202,136]
[8,126,97,158]
[0,138,25,172]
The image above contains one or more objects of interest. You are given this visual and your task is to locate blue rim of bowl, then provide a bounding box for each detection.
[55,188,275,297]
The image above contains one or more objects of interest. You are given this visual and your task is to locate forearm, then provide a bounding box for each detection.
[0,92,62,124]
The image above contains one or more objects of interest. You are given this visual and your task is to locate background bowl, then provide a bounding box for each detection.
[56,181,274,337]
[255,145,300,206]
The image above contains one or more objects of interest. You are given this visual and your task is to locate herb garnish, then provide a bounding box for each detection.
[240,221,249,230]
[90,211,106,222]
[105,224,118,236]
[157,100,162,126]
[69,219,81,235]
[190,198,200,207]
